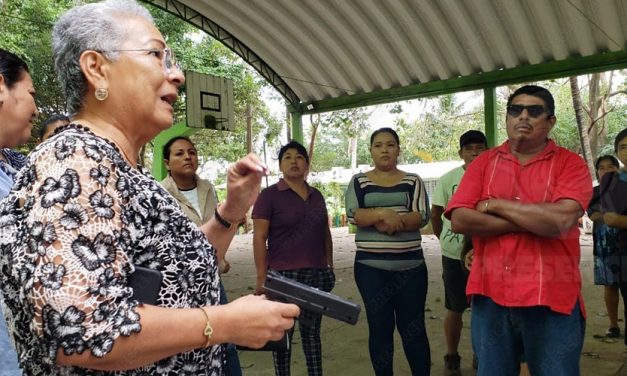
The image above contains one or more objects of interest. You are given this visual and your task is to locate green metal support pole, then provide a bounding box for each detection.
[151,122,198,180]
[290,111,304,144]
[483,88,498,147]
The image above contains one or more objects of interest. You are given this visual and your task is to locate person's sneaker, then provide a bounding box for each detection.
[606,327,621,338]
[444,353,462,376]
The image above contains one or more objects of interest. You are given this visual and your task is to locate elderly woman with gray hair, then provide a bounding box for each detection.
[0,1,298,375]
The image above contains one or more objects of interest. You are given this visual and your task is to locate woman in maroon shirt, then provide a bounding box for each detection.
[252,141,334,376]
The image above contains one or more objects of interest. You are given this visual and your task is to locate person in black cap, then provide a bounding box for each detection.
[430,129,487,375]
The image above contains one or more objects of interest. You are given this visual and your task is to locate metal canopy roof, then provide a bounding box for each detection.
[144,0,627,115]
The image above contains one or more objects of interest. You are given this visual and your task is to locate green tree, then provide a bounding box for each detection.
[303,108,370,172]
[0,0,72,151]
[395,94,484,163]
[0,1,284,180]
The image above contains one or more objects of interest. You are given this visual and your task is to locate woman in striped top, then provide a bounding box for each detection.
[345,127,431,376]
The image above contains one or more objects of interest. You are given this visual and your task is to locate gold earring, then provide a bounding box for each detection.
[95,88,109,101]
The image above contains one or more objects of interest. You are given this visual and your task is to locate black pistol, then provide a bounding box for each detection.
[238,270,361,351]
[264,270,361,325]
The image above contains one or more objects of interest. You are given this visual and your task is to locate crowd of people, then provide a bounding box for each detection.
[0,1,626,376]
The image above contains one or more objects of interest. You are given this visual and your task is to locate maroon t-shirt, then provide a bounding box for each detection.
[252,179,329,270]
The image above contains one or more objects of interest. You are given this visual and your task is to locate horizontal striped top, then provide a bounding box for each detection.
[345,172,429,254]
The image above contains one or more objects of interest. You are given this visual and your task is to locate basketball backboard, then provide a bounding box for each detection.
[185,70,234,131]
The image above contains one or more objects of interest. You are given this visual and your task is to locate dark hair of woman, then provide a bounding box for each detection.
[370,127,400,146]
[278,140,309,164]
[0,49,30,89]
[163,136,193,159]
[595,155,619,171]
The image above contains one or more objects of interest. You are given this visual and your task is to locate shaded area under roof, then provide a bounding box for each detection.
[143,0,627,115]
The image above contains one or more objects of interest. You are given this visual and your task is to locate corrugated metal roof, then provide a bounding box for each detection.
[145,0,627,111]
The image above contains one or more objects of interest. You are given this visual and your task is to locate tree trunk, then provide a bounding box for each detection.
[246,102,253,154]
[569,77,596,180]
[244,102,253,233]
[348,115,358,171]
[308,114,319,168]
[286,111,292,142]
[588,73,602,158]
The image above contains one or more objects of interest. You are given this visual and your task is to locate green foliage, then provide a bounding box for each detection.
[1,1,284,180]
[548,79,582,152]
[395,94,485,163]
[527,76,626,157]
[1,0,72,153]
[305,108,371,172]
[309,181,345,216]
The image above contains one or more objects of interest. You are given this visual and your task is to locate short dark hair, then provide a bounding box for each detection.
[595,155,619,171]
[40,114,70,139]
[507,85,555,117]
[459,130,487,149]
[278,141,309,164]
[163,136,193,160]
[0,48,30,89]
[370,127,400,146]
[614,128,627,153]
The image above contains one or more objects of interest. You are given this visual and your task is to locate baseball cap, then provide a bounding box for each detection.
[460,130,487,149]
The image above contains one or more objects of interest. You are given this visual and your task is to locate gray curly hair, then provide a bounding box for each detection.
[52,0,154,115]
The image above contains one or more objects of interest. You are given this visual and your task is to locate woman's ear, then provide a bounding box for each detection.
[0,74,6,107]
[79,50,110,92]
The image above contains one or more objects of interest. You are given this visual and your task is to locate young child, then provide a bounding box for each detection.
[587,155,621,337]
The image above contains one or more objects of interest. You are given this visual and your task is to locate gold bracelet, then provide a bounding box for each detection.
[484,200,490,213]
[198,307,213,348]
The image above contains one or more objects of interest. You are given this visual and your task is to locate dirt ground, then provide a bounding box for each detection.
[221,228,627,375]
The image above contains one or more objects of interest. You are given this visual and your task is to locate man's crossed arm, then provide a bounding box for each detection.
[451,198,583,238]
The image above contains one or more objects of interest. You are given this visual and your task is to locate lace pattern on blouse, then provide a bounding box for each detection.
[0,125,223,375]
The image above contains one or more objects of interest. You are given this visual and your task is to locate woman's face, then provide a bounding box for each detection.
[165,139,198,178]
[597,159,619,180]
[0,71,38,148]
[104,17,184,138]
[370,131,399,169]
[279,148,308,179]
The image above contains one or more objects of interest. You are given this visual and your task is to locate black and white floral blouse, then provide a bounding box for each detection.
[0,125,223,375]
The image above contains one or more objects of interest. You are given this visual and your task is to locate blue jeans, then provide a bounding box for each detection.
[354,261,430,376]
[471,295,584,376]
[219,282,242,376]
[0,300,21,375]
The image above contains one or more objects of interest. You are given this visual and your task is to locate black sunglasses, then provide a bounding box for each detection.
[506,104,550,118]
